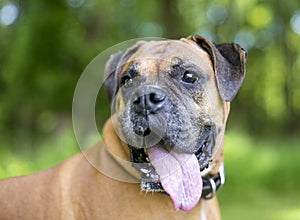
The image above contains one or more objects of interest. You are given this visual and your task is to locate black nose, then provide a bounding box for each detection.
[133,92,166,115]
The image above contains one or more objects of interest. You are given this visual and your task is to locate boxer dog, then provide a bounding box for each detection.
[0,35,246,219]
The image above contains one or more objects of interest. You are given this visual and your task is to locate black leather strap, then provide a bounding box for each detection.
[202,169,225,199]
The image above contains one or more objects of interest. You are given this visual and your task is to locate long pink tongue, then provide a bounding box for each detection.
[147,146,202,211]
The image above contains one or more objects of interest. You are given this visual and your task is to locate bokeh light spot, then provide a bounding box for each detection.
[67,0,85,8]
[234,30,255,50]
[290,10,300,35]
[247,5,273,28]
[136,22,163,37]
[206,4,228,25]
[0,3,19,26]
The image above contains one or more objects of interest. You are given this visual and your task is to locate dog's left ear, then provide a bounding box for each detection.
[188,35,247,102]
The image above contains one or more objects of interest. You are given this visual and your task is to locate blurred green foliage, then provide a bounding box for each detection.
[0,0,299,150]
[0,127,78,177]
[220,131,300,220]
[0,0,300,219]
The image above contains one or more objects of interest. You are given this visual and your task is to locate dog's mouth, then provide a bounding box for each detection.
[129,125,215,210]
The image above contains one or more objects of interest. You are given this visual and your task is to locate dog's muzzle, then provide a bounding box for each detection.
[132,89,166,136]
[122,86,222,209]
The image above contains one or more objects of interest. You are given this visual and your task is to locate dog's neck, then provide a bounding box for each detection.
[101,116,141,180]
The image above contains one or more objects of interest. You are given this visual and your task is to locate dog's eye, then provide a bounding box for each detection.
[120,75,133,88]
[182,71,198,84]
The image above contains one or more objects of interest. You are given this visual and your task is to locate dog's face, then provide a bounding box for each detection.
[117,41,222,166]
[104,35,246,210]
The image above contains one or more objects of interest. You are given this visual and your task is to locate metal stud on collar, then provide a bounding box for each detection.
[202,177,217,199]
[202,163,225,200]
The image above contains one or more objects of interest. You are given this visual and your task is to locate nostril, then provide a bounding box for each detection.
[144,127,151,136]
[133,96,141,105]
[132,95,146,114]
[149,93,165,104]
[132,91,166,115]
[135,125,151,136]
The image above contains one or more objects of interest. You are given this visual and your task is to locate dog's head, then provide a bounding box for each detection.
[104,35,246,210]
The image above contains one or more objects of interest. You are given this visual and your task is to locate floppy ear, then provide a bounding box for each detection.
[188,35,247,102]
[104,41,145,103]
[104,50,126,103]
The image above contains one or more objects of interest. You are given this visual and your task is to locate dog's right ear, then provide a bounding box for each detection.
[104,42,145,104]
[104,50,126,103]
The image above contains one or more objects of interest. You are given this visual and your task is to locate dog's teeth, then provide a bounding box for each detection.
[140,168,150,174]
[198,143,205,152]
[141,181,164,193]
[143,149,150,162]
[201,141,208,148]
[151,174,159,179]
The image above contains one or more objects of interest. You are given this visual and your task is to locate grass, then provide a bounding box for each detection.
[0,127,79,177]
[0,126,299,220]
[219,131,300,220]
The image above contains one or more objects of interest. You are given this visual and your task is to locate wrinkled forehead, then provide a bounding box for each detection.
[121,39,214,75]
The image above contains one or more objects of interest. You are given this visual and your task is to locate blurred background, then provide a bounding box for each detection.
[0,0,299,219]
